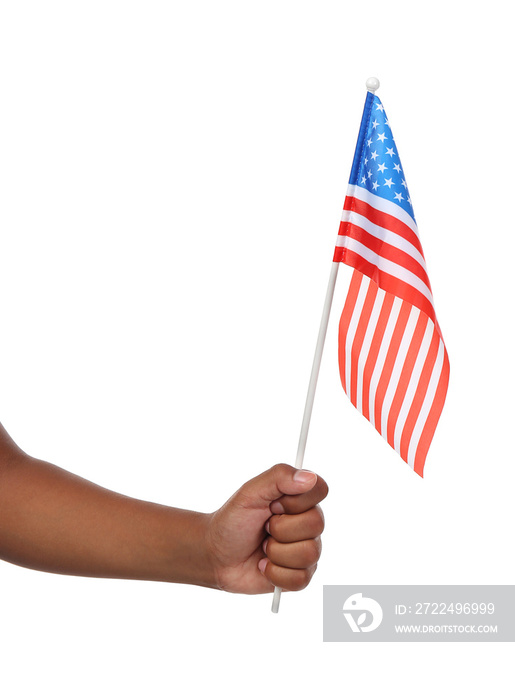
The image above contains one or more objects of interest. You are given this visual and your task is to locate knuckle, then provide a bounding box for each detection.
[270,463,293,480]
[289,569,307,591]
[290,566,315,591]
[318,478,329,501]
[309,506,325,537]
[302,538,322,567]
[268,513,286,541]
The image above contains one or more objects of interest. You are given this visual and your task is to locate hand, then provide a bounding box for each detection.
[206,463,328,594]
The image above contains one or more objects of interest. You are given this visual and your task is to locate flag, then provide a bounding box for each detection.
[334,89,449,476]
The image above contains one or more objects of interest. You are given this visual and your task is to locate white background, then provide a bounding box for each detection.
[0,1,513,698]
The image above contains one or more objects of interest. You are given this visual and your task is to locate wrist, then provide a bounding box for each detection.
[158,508,220,590]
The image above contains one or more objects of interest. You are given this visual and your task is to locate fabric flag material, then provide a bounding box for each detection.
[334,90,449,477]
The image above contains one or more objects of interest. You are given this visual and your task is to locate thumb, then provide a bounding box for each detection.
[238,463,318,510]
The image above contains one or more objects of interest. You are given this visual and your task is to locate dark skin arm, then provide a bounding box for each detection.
[0,423,328,593]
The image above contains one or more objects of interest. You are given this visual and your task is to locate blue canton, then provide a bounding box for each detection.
[349,92,415,221]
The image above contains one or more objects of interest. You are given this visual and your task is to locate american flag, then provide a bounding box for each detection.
[334,90,449,476]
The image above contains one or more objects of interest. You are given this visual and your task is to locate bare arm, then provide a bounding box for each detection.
[0,422,213,586]
[0,422,328,594]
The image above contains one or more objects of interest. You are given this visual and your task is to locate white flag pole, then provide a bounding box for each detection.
[271,77,380,614]
[271,260,340,613]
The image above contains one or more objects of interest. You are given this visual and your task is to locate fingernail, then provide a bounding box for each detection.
[293,469,317,484]
[258,558,268,574]
[265,519,271,534]
[262,538,268,554]
[270,500,284,514]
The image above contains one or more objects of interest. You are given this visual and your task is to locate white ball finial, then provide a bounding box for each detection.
[366,76,380,93]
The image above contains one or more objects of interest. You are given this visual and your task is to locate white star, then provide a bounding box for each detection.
[364,156,368,166]
[377,132,387,143]
[367,138,373,147]
[375,103,384,112]
[377,162,388,173]
[393,163,402,173]
[386,147,396,157]
[372,180,379,190]
[367,169,372,179]
[401,179,408,189]
[394,191,404,202]
[371,119,379,129]
[370,150,379,161]
[361,175,367,185]
[384,178,394,188]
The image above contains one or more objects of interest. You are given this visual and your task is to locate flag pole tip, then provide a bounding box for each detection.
[366,77,380,93]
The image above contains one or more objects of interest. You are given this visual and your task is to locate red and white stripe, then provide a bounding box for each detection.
[334,186,449,476]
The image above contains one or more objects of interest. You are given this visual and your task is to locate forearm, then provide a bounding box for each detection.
[0,437,216,587]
